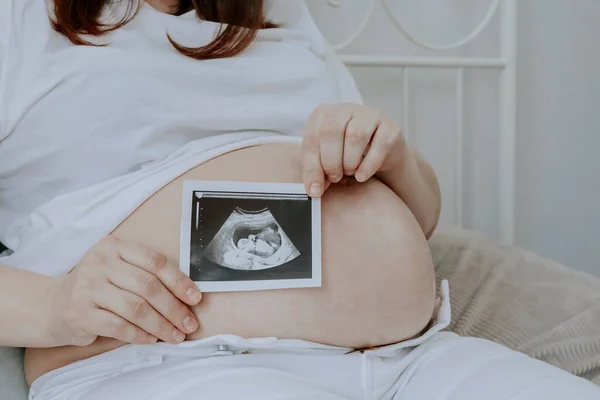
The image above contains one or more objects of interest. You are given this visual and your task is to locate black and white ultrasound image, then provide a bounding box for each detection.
[189,191,313,282]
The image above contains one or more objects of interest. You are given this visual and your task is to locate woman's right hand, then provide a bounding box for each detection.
[46,236,203,347]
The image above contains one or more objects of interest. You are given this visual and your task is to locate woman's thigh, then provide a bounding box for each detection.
[33,335,599,400]
[395,335,600,400]
[68,353,363,400]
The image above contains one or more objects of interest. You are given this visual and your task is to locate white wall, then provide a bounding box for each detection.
[307,0,600,276]
[515,0,600,277]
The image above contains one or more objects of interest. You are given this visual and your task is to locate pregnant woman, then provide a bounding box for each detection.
[0,1,598,399]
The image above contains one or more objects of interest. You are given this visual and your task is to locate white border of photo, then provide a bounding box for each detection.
[180,180,322,292]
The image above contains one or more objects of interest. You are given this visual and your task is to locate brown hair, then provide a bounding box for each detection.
[50,0,278,60]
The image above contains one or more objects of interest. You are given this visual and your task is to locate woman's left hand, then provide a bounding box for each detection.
[302,103,406,197]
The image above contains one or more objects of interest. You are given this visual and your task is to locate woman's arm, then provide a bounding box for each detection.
[0,236,203,348]
[0,266,57,347]
[375,146,441,240]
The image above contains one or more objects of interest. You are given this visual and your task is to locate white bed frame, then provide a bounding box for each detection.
[317,0,517,244]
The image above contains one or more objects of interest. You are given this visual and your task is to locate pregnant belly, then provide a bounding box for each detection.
[24,143,436,385]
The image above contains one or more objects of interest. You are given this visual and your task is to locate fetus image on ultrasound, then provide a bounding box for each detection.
[188,189,314,283]
[204,208,301,271]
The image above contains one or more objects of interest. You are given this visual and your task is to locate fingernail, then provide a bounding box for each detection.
[173,329,185,343]
[355,172,367,182]
[187,288,202,303]
[183,316,198,333]
[148,335,158,344]
[328,175,341,183]
[309,183,322,197]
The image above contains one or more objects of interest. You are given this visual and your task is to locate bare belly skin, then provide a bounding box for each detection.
[24,143,436,386]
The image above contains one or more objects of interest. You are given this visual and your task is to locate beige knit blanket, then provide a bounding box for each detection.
[430,228,600,385]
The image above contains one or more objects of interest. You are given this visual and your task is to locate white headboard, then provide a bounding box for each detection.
[308,0,517,244]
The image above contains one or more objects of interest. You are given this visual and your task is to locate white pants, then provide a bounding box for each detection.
[30,282,600,400]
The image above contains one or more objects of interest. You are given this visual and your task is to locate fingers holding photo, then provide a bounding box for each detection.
[302,103,406,197]
[313,106,351,183]
[50,236,203,347]
[355,120,405,183]
[114,238,203,307]
[302,118,330,198]
[341,107,380,178]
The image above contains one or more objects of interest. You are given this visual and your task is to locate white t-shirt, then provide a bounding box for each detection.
[0,0,362,276]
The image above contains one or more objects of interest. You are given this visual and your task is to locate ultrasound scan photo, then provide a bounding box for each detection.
[180,181,321,292]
